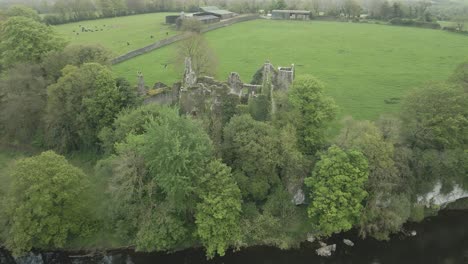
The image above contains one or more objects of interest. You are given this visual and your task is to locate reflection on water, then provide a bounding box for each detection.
[1,210,467,264]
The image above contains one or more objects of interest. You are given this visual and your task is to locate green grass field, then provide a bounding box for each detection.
[112,20,468,121]
[54,12,178,56]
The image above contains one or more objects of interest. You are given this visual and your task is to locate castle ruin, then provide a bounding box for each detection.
[142,58,295,116]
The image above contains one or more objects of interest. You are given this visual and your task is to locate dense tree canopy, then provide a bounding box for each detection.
[305,145,368,236]
[195,160,242,258]
[336,118,409,240]
[0,16,65,69]
[0,64,47,143]
[103,106,218,252]
[289,75,337,154]
[99,103,164,154]
[42,44,113,82]
[401,82,467,150]
[3,151,92,255]
[45,63,137,152]
[223,114,280,201]
[6,5,41,21]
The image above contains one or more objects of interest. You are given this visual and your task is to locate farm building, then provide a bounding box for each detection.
[272,10,311,20]
[193,14,221,24]
[199,6,235,19]
[165,15,180,24]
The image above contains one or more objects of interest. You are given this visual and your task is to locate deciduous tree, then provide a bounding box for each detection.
[0,17,65,69]
[195,160,242,258]
[305,145,368,236]
[401,82,467,150]
[45,63,137,152]
[223,115,280,201]
[3,151,92,255]
[289,75,337,154]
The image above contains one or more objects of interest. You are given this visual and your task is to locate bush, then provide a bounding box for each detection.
[389,18,441,29]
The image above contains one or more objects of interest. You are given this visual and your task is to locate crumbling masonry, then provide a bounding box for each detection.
[142,58,295,116]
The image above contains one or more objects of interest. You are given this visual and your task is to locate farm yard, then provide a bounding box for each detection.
[54,12,178,55]
[110,19,468,121]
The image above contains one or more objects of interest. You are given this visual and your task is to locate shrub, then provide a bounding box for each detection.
[389,18,441,29]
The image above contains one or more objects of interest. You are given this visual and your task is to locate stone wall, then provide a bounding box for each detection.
[111,14,260,65]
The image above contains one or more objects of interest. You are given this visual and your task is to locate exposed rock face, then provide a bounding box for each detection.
[306,233,315,243]
[292,188,305,205]
[417,182,468,207]
[316,244,336,257]
[343,239,354,247]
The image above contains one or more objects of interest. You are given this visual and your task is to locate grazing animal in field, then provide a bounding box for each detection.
[166,32,169,36]
[151,35,154,39]
[76,33,79,35]
[127,42,130,46]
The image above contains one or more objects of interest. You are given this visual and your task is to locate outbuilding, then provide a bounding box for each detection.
[193,14,221,24]
[199,6,235,19]
[272,10,311,20]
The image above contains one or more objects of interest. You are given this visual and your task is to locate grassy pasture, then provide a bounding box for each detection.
[54,12,178,56]
[113,20,468,121]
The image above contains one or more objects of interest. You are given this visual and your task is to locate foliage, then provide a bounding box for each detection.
[272,0,287,10]
[401,82,467,150]
[6,5,41,21]
[99,103,164,154]
[104,106,214,251]
[42,44,113,81]
[450,61,468,89]
[277,125,309,193]
[0,17,65,69]
[137,108,213,211]
[289,75,337,154]
[305,145,368,236]
[45,63,137,152]
[336,118,408,240]
[3,151,92,255]
[248,94,271,121]
[223,115,280,201]
[176,33,219,77]
[0,64,47,144]
[195,160,242,258]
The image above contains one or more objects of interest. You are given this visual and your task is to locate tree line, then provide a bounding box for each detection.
[1,0,467,26]
[0,7,467,258]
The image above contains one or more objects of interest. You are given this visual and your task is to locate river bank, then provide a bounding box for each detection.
[1,209,467,264]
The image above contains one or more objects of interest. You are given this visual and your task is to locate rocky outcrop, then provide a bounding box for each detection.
[417,182,468,207]
[343,239,354,247]
[316,244,336,257]
[292,189,305,205]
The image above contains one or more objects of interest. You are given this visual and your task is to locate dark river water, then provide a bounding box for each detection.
[1,210,468,264]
